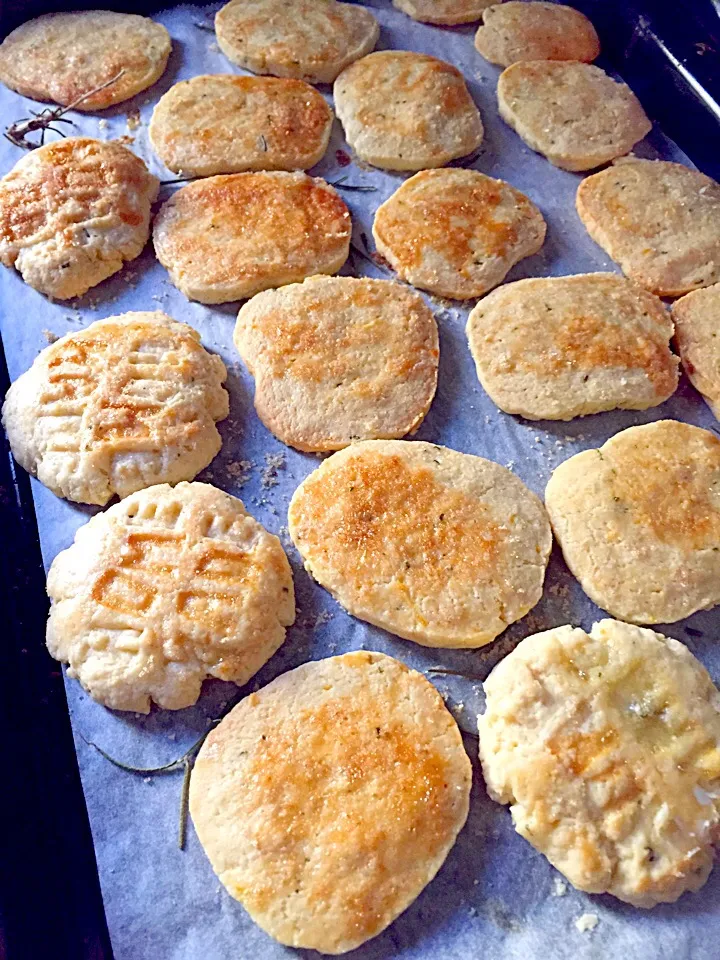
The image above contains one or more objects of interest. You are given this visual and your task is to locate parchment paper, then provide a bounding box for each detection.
[1,3,719,957]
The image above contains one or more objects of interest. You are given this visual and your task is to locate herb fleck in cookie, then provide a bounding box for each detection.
[672,283,720,420]
[475,2,600,66]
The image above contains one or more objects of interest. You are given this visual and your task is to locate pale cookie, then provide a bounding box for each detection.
[479,619,720,907]
[235,276,439,451]
[498,61,651,172]
[545,421,720,623]
[672,283,720,419]
[2,312,228,506]
[334,51,483,171]
[46,482,294,714]
[149,75,333,177]
[0,137,158,300]
[153,172,351,303]
[190,650,471,953]
[373,168,546,300]
[288,440,551,648]
[0,10,170,109]
[475,2,600,66]
[576,158,720,297]
[215,0,379,84]
[393,0,493,24]
[467,273,678,420]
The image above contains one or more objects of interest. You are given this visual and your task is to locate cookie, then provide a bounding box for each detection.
[288,440,552,647]
[215,0,379,84]
[373,168,546,300]
[2,312,228,505]
[497,61,651,172]
[235,276,439,451]
[545,421,720,623]
[190,650,471,953]
[334,51,483,171]
[46,482,294,713]
[479,619,720,907]
[474,2,600,66]
[149,74,333,177]
[576,158,720,297]
[393,0,493,24]
[0,10,171,109]
[466,273,678,420]
[153,172,351,303]
[0,137,158,300]
[672,283,720,419]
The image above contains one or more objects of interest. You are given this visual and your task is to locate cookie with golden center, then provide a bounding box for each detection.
[576,158,720,297]
[288,440,552,648]
[190,650,471,953]
[479,619,720,907]
[545,421,720,623]
[0,10,171,109]
[467,273,678,420]
[672,283,720,419]
[372,168,546,300]
[393,0,493,24]
[0,137,158,300]
[235,276,439,451]
[2,312,228,506]
[153,172,351,303]
[215,0,378,84]
[474,2,600,66]
[498,61,651,172]
[149,75,333,177]
[334,51,483,171]
[46,482,295,714]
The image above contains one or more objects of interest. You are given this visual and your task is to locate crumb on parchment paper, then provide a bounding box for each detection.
[552,877,568,897]
[575,913,599,933]
[262,452,286,488]
[42,329,59,343]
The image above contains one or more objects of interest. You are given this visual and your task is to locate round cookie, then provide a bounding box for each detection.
[576,158,720,297]
[46,482,295,714]
[215,0,379,84]
[478,619,720,907]
[393,0,493,24]
[190,650,471,953]
[0,10,171,109]
[153,172,351,303]
[288,440,552,648]
[474,2,600,66]
[235,276,439,451]
[373,168,546,300]
[497,61,651,172]
[0,137,158,300]
[149,75,333,177]
[466,273,678,420]
[334,51,484,171]
[2,312,228,506]
[545,420,720,623]
[672,283,720,420]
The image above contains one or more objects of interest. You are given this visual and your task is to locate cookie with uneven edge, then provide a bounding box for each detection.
[577,158,720,297]
[190,650,471,953]
[235,276,439,452]
[474,2,600,66]
[46,482,295,714]
[373,168,546,300]
[393,0,493,24]
[288,440,552,648]
[672,283,720,419]
[334,51,483,171]
[467,273,678,420]
[498,61,651,172]
[479,619,720,907]
[149,75,333,177]
[0,10,171,109]
[546,421,720,623]
[153,172,351,303]
[215,0,379,84]
[0,137,158,300]
[2,312,228,506]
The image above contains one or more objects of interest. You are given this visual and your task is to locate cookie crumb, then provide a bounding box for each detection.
[575,913,599,933]
[226,459,253,486]
[262,452,286,488]
[552,877,568,897]
[42,329,59,343]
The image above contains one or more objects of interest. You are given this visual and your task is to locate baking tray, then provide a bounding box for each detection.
[1,2,720,958]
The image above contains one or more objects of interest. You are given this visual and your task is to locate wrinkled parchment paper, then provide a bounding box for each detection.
[1,3,719,957]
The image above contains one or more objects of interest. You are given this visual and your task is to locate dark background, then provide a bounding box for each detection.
[1,2,719,958]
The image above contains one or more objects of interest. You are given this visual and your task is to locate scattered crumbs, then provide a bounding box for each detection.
[42,328,59,343]
[575,913,599,933]
[126,107,141,131]
[98,118,109,130]
[473,878,480,885]
[552,877,568,897]
[143,776,152,784]
[549,583,570,599]
[505,460,515,470]
[262,451,286,488]
[314,610,333,629]
[226,459,253,486]
[114,134,135,145]
[468,906,478,917]
[151,293,168,303]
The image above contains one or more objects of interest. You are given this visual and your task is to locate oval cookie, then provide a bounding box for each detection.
[288,440,552,648]
[672,283,720,419]
[475,2,600,66]
[393,0,493,24]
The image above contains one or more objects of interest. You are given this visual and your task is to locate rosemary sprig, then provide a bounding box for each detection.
[159,175,204,186]
[329,176,377,192]
[427,666,486,682]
